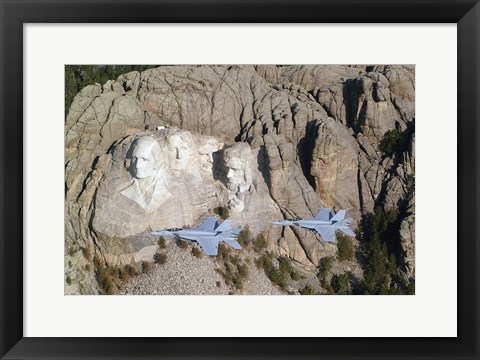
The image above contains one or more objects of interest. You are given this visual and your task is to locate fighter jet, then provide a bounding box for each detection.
[150,217,242,255]
[273,208,355,242]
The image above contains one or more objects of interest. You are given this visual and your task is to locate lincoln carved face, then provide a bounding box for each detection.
[127,136,164,179]
[225,157,244,192]
[223,143,253,194]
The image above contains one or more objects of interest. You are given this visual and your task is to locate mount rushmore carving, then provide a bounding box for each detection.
[65,65,415,295]
[92,129,275,234]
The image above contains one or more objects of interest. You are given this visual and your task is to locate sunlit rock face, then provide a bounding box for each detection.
[223,143,254,213]
[92,130,225,241]
[89,131,280,266]
[166,129,195,177]
[65,65,415,293]
[218,142,279,237]
[197,136,220,179]
[121,136,171,212]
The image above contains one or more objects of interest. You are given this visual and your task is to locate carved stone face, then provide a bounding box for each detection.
[225,157,244,192]
[167,133,192,174]
[223,143,253,194]
[198,138,219,174]
[128,137,163,179]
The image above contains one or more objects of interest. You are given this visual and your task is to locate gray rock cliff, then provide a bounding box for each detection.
[65,65,415,294]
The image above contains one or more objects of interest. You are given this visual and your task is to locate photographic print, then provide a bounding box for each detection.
[65,65,415,296]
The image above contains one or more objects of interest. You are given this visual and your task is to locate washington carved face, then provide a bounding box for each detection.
[128,137,164,179]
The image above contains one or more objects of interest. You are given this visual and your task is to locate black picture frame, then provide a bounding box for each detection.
[1,1,479,359]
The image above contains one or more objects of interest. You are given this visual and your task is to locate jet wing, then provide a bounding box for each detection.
[195,237,218,255]
[315,226,337,242]
[196,217,218,231]
[315,208,332,221]
[215,219,233,232]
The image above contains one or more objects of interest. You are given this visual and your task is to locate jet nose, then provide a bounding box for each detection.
[151,230,170,236]
[274,220,294,225]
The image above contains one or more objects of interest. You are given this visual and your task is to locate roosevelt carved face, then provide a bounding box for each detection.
[128,137,164,179]
[167,133,193,174]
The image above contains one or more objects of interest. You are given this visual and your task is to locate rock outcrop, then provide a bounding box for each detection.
[65,65,415,294]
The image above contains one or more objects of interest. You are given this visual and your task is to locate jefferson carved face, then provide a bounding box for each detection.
[128,137,164,179]
[167,132,193,173]
[198,138,219,174]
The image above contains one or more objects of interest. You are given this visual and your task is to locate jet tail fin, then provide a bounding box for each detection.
[331,210,346,222]
[215,227,239,238]
[339,228,356,237]
[215,219,233,232]
[224,239,242,249]
[336,218,352,226]
[315,208,332,221]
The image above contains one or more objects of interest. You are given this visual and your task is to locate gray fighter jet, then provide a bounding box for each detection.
[273,208,355,242]
[150,217,242,255]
